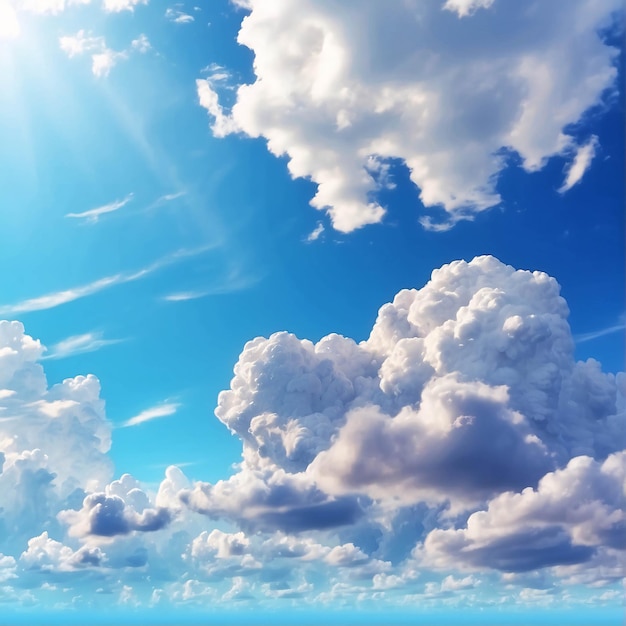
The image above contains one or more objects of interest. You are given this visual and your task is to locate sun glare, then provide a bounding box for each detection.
[0,2,20,41]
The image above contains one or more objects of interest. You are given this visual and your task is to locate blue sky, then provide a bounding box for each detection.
[0,0,623,623]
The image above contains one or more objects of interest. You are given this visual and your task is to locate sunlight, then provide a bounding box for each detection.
[0,2,20,40]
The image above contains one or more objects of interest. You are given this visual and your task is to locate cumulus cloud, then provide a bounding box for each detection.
[59,30,127,77]
[20,532,104,571]
[177,255,624,552]
[198,0,621,231]
[418,452,625,572]
[121,402,180,428]
[0,321,113,552]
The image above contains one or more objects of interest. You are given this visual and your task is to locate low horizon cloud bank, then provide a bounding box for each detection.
[0,256,623,609]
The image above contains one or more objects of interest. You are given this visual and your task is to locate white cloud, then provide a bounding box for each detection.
[575,321,626,344]
[43,331,123,360]
[17,0,91,15]
[0,245,211,316]
[0,2,20,40]
[130,34,151,54]
[59,30,104,57]
[165,6,194,23]
[418,452,626,573]
[102,0,147,12]
[0,322,113,552]
[196,79,238,137]
[178,255,624,558]
[162,290,208,302]
[443,0,495,18]
[198,0,621,231]
[559,136,599,193]
[65,193,134,222]
[121,402,180,428]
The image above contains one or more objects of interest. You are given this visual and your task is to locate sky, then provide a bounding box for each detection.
[0,0,624,623]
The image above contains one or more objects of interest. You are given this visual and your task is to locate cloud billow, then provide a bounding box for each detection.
[197,0,621,231]
[182,255,625,578]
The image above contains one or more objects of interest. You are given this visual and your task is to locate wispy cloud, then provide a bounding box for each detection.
[162,269,260,302]
[165,7,195,24]
[43,332,124,360]
[163,290,208,302]
[0,246,212,317]
[575,321,625,343]
[559,136,599,194]
[305,222,325,243]
[65,193,134,223]
[121,402,181,428]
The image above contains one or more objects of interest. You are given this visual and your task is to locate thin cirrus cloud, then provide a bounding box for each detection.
[0,246,212,317]
[65,193,134,223]
[121,402,181,428]
[42,331,124,360]
[575,321,626,344]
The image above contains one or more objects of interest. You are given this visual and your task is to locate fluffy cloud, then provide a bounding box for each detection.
[179,256,624,551]
[198,0,621,231]
[419,452,625,573]
[59,30,151,77]
[0,321,112,552]
[60,474,171,538]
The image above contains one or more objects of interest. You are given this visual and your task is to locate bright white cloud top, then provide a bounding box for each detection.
[198,0,621,231]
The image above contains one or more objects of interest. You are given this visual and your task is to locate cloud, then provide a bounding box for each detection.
[60,474,172,538]
[102,0,147,12]
[198,0,621,231]
[0,257,623,604]
[575,321,626,344]
[43,331,124,360]
[59,30,127,77]
[443,0,495,18]
[0,2,20,40]
[559,136,599,193]
[176,256,624,544]
[0,321,113,553]
[418,452,625,573]
[162,290,208,302]
[65,193,134,223]
[131,34,151,54]
[165,6,194,23]
[20,532,105,571]
[0,245,210,316]
[121,402,180,428]
[60,30,151,77]
[305,222,325,242]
